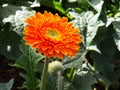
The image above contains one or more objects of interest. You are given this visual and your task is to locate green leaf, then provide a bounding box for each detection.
[73,70,97,90]
[0,79,14,90]
[88,0,104,13]
[86,13,104,46]
[86,45,101,53]
[0,30,21,60]
[63,78,76,90]
[63,47,86,69]
[77,0,90,10]
[14,41,44,90]
[62,0,79,9]
[46,76,57,90]
[106,17,114,27]
[12,7,34,35]
[29,0,40,8]
[91,36,117,80]
[113,17,120,51]
[95,73,111,90]
[72,11,104,46]
[46,75,76,90]
[40,0,72,19]
[71,0,104,48]
[1,4,34,35]
[0,4,20,20]
[0,0,39,7]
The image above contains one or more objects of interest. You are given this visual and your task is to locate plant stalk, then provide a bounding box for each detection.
[57,71,62,90]
[41,57,49,90]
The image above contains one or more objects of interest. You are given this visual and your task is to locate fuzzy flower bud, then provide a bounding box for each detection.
[48,61,64,76]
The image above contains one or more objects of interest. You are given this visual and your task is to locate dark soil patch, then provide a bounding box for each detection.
[0,54,25,90]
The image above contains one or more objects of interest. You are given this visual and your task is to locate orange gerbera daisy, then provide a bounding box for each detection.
[23,11,82,59]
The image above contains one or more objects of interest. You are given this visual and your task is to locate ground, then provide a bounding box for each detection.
[0,54,25,90]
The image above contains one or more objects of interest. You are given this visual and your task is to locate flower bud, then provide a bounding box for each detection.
[48,61,64,76]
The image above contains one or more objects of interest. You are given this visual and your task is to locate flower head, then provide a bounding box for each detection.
[23,11,82,59]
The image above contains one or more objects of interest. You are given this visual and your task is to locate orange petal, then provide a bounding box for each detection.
[57,52,63,59]
[52,51,57,58]
[60,48,68,55]
[55,48,59,53]
[48,49,53,55]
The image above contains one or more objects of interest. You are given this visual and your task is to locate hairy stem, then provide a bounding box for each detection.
[57,71,62,90]
[41,57,49,90]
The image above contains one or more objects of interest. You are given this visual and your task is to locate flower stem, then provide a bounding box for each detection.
[57,71,62,90]
[41,57,49,90]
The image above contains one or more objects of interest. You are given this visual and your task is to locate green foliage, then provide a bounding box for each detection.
[73,70,97,90]
[113,17,120,51]
[46,76,57,90]
[0,79,14,90]
[0,0,120,90]
[0,29,21,60]
[63,48,86,69]
[14,41,44,90]
[0,4,34,35]
[40,0,72,19]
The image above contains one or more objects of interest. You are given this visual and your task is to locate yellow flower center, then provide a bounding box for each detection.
[46,28,61,40]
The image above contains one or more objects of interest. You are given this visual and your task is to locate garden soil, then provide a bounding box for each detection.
[0,54,25,90]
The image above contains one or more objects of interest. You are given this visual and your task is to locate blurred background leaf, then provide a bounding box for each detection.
[0,79,14,90]
[73,70,97,90]
[113,17,120,51]
[0,29,21,60]
[0,5,34,35]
